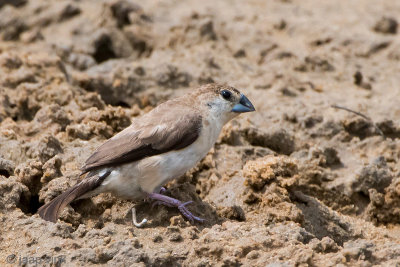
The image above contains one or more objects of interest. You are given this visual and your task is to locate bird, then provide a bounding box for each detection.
[38,83,255,226]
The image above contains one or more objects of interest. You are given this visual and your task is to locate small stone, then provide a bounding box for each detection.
[274,19,287,30]
[311,237,339,253]
[103,236,111,245]
[373,17,397,34]
[169,233,183,242]
[217,205,246,221]
[200,20,217,40]
[354,71,363,86]
[59,4,81,21]
[153,235,163,243]
[0,158,15,178]
[233,49,246,58]
[246,250,260,259]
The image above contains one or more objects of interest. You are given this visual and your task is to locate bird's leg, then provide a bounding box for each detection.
[147,192,205,224]
[144,187,166,203]
[131,207,147,227]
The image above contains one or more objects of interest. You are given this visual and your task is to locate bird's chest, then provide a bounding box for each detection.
[163,117,221,172]
[196,116,223,152]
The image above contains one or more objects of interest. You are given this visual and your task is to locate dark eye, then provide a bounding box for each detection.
[221,90,232,100]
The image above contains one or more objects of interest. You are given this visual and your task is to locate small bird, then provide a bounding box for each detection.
[38,83,255,226]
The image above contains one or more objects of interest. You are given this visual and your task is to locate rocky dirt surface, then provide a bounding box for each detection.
[1,0,400,266]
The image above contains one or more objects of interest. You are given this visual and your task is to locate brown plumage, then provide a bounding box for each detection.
[37,83,254,223]
[80,83,238,173]
[81,107,202,173]
[38,102,202,222]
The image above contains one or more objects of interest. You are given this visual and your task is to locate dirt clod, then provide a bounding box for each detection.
[373,17,398,34]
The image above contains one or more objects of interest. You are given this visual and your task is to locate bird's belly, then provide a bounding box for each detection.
[95,144,210,199]
[161,146,205,179]
[137,144,209,192]
[94,168,144,200]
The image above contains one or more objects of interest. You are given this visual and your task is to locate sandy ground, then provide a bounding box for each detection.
[0,0,400,266]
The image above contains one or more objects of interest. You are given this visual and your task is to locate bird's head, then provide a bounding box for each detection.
[193,83,255,124]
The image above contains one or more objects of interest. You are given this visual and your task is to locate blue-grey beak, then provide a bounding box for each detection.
[232,94,255,113]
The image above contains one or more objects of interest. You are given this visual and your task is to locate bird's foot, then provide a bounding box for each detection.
[147,192,205,224]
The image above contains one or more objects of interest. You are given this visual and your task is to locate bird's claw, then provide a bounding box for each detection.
[147,192,204,224]
[178,202,205,224]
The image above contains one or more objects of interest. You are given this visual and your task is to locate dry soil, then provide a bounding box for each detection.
[0,0,400,266]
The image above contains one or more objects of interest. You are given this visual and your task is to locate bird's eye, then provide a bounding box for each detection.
[221,90,232,100]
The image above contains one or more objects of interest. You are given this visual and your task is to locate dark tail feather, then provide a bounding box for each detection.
[38,171,110,222]
[38,182,88,222]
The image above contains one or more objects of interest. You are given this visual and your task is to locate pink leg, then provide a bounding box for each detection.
[147,192,205,224]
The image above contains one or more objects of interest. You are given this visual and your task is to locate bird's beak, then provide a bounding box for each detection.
[232,94,256,113]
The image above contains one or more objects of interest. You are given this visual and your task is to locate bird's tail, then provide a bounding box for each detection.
[38,170,110,223]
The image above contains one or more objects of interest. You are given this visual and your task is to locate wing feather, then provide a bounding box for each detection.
[81,103,202,173]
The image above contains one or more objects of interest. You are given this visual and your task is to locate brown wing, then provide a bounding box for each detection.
[81,102,202,173]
